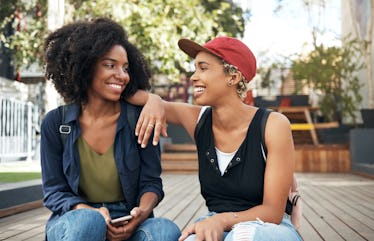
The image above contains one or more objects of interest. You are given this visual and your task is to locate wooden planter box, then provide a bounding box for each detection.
[161,144,351,173]
[294,144,350,172]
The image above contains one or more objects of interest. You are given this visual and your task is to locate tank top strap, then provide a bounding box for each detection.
[247,108,266,135]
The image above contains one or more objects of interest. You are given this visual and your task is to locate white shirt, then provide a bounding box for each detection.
[198,106,238,176]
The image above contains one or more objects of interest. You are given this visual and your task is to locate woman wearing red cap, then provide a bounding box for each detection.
[130,36,302,241]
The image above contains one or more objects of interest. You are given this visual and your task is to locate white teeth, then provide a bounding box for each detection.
[194,87,205,93]
[109,84,122,89]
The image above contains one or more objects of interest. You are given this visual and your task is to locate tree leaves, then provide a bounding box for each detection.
[290,36,366,124]
[1,0,245,83]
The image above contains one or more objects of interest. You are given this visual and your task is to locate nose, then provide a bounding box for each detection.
[115,68,129,82]
[190,71,198,82]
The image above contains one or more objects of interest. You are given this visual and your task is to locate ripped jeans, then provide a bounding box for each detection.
[184,212,303,241]
[46,201,180,241]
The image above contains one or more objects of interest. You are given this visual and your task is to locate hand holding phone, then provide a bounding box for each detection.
[110,215,133,226]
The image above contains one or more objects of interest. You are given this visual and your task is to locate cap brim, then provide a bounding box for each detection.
[178,38,220,59]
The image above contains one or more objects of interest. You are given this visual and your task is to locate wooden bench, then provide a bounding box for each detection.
[271,106,340,146]
[1,173,374,240]
[161,144,198,173]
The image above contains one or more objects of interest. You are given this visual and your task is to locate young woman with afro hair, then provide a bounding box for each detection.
[41,17,180,241]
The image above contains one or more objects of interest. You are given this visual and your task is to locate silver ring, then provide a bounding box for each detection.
[148,124,154,128]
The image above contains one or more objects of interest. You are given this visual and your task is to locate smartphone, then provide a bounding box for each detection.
[110,215,133,226]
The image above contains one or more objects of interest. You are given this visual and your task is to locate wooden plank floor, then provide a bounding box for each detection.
[1,173,373,241]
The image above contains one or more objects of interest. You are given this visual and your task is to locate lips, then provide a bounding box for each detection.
[193,86,205,99]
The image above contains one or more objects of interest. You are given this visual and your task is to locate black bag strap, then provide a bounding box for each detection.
[59,103,138,149]
[260,108,273,159]
[194,107,212,140]
[125,103,138,137]
[59,105,71,149]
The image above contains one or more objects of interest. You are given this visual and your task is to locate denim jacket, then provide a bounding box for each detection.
[40,100,163,225]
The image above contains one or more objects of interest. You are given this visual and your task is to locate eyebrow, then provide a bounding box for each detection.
[101,57,128,66]
[196,61,209,66]
[102,57,117,62]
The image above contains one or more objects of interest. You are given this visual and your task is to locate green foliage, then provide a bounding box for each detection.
[68,0,245,82]
[0,0,48,74]
[200,0,246,37]
[0,0,245,82]
[291,37,366,123]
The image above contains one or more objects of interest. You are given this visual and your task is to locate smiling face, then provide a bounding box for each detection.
[191,51,229,106]
[88,45,130,102]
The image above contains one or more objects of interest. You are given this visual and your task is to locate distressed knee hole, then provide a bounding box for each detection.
[232,223,256,241]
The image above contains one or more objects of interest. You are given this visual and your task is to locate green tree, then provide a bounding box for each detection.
[68,0,246,82]
[0,0,48,80]
[0,0,246,82]
[291,36,367,124]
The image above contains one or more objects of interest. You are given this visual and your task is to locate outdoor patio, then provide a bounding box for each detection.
[0,172,373,241]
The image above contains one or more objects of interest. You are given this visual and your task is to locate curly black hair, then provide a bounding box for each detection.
[43,18,151,105]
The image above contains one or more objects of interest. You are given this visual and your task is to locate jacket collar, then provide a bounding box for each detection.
[64,103,80,124]
[64,101,127,130]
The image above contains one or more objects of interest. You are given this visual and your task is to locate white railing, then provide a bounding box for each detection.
[0,97,38,162]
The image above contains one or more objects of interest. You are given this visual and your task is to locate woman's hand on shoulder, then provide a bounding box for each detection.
[136,94,167,148]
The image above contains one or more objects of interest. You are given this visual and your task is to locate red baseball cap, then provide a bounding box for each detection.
[178,36,256,82]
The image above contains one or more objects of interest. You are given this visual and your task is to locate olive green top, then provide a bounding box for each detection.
[78,137,124,203]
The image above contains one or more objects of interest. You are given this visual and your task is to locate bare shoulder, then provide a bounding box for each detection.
[267,111,291,129]
[264,111,294,167]
[264,111,292,144]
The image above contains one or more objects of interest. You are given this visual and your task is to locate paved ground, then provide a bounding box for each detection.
[0,140,41,173]
[0,159,41,173]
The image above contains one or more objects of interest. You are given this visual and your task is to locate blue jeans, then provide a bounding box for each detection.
[184,212,303,241]
[46,201,180,241]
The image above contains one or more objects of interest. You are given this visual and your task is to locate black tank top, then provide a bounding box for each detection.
[194,108,266,213]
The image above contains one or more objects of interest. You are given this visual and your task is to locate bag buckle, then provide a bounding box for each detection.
[59,125,71,134]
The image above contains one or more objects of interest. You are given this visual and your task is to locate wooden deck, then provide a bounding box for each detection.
[1,173,374,241]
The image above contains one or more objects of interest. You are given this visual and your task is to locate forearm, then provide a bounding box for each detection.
[43,188,87,214]
[138,192,159,218]
[42,155,87,213]
[127,90,162,106]
[128,89,199,147]
[129,90,185,125]
[214,205,285,231]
